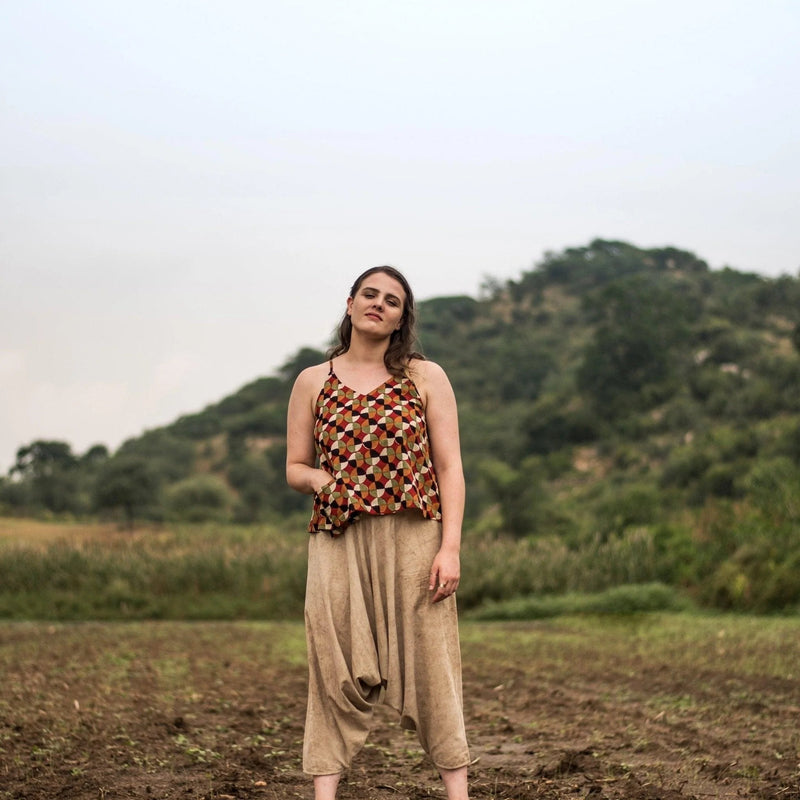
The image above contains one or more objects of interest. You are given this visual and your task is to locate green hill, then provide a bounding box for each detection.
[4,239,800,612]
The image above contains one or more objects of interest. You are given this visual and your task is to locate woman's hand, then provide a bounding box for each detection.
[311,470,335,493]
[429,546,460,603]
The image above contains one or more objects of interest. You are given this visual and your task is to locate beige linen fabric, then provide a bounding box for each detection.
[303,509,470,775]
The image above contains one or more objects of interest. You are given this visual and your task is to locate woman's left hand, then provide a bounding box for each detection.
[429,547,460,603]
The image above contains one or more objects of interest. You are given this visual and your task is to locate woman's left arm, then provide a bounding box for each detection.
[420,361,465,603]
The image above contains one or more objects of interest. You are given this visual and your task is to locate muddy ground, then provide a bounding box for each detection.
[1,619,798,799]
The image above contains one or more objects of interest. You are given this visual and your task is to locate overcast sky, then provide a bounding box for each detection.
[2,0,799,472]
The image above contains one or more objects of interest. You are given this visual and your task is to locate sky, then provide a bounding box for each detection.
[1,0,799,473]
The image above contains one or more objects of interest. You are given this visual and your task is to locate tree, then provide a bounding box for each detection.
[521,393,600,455]
[11,440,76,478]
[9,440,80,513]
[228,444,306,521]
[80,444,109,469]
[477,456,549,538]
[577,275,696,415]
[115,430,195,483]
[94,456,162,529]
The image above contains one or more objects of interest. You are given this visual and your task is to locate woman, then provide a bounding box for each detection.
[286,266,470,800]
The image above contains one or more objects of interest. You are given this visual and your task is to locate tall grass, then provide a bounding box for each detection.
[458,527,662,607]
[0,521,308,620]
[0,518,694,621]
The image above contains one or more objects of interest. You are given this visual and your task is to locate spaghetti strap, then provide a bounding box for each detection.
[328,359,334,376]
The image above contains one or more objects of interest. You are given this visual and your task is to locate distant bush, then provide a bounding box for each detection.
[773,419,800,464]
[660,446,712,490]
[711,426,760,460]
[733,377,784,419]
[593,482,661,536]
[227,448,306,521]
[164,475,234,523]
[704,328,762,364]
[659,398,703,432]
[745,457,800,528]
[704,541,800,613]
[116,431,195,483]
[522,394,600,455]
[170,411,223,440]
[698,463,745,500]
[688,365,743,406]
[474,456,552,538]
[466,583,690,621]
[223,405,286,439]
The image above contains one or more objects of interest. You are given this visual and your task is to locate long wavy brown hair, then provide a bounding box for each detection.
[328,266,425,377]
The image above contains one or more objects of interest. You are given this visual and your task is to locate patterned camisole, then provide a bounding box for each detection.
[308,364,442,534]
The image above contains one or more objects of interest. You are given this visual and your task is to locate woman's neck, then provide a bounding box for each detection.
[342,333,389,368]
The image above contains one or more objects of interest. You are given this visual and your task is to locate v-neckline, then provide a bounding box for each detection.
[331,371,394,398]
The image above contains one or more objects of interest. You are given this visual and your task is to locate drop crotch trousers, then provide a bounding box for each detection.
[302,509,470,775]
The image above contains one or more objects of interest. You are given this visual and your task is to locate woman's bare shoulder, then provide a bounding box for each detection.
[406,358,452,401]
[408,357,446,381]
[291,361,331,397]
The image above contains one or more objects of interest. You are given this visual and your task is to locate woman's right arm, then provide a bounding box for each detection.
[286,366,333,494]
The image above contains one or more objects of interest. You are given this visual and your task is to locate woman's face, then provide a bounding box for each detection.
[347,270,406,338]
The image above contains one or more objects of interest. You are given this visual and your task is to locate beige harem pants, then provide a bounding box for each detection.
[303,509,470,775]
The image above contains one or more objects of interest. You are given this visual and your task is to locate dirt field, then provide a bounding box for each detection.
[1,617,798,799]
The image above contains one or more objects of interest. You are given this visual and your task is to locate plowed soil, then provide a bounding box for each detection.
[1,618,798,799]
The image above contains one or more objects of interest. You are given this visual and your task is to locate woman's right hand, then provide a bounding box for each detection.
[311,470,335,494]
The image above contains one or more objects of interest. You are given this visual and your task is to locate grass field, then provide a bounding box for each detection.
[0,517,687,621]
[0,517,310,620]
[1,614,799,799]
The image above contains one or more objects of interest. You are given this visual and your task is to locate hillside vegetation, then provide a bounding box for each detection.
[3,239,800,613]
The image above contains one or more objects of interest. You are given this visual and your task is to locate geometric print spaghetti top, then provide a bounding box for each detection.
[308,363,442,534]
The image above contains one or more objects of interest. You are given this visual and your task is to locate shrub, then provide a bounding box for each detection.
[774,419,800,464]
[465,582,690,621]
[703,540,800,613]
[164,475,234,523]
[593,483,661,536]
[745,457,800,527]
[660,446,712,489]
[223,405,286,438]
[699,463,744,499]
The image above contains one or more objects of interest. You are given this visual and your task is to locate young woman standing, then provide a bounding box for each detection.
[286,266,470,800]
